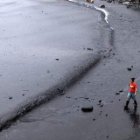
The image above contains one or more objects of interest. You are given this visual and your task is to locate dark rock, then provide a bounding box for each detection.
[115,92,120,95]
[105,114,108,117]
[127,68,131,71]
[99,100,102,103]
[57,88,63,92]
[81,106,93,112]
[100,5,105,8]
[119,90,123,92]
[119,99,121,101]
[9,97,13,100]
[55,58,59,61]
[127,66,133,71]
[22,94,25,96]
[93,118,96,121]
[100,105,104,107]
[87,48,93,51]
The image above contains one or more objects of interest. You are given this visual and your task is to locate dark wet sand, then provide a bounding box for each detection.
[0,0,140,139]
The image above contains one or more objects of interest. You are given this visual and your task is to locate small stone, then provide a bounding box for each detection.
[55,58,59,61]
[115,92,120,95]
[93,118,96,121]
[100,5,105,8]
[119,90,123,93]
[99,100,102,103]
[9,97,13,100]
[119,99,121,101]
[100,105,104,107]
[81,106,93,112]
[22,94,25,96]
[127,68,132,71]
[87,48,93,51]
[105,114,108,117]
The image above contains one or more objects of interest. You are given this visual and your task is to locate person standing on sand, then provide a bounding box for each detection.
[124,78,138,110]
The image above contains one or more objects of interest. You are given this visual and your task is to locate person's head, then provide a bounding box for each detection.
[131,78,135,82]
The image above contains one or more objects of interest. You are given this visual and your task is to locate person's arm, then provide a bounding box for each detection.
[135,83,138,95]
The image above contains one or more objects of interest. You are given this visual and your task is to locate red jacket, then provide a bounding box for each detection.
[129,82,137,93]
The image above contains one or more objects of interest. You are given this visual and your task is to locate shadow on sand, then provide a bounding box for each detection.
[125,108,140,128]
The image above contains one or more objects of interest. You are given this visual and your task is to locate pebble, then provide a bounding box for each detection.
[81,106,93,112]
[87,48,93,51]
[9,97,13,100]
[100,5,105,8]
[93,118,96,121]
[127,68,132,71]
[99,100,102,103]
[127,66,133,71]
[115,92,120,95]
[119,90,123,93]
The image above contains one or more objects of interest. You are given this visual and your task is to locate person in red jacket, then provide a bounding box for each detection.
[124,78,138,110]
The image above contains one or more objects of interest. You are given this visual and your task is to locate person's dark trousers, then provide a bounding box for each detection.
[134,100,137,110]
[124,100,129,110]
